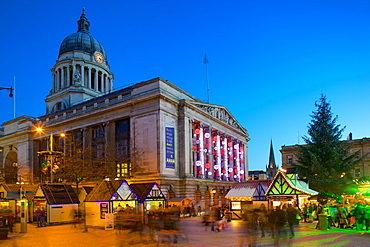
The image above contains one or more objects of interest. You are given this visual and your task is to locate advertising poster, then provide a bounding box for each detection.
[165,118,175,169]
[100,203,108,219]
[105,213,114,230]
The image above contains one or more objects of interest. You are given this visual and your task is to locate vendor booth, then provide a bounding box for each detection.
[0,184,37,222]
[34,184,79,224]
[84,180,166,228]
[84,180,133,227]
[129,182,167,212]
[225,180,270,219]
[265,170,318,209]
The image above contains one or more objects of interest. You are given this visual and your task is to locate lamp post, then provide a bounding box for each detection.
[36,127,65,183]
[0,86,13,98]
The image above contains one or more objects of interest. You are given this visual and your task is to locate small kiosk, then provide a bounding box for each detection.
[34,184,79,224]
[225,180,270,219]
[84,180,166,228]
[129,182,167,212]
[265,170,318,209]
[84,180,133,227]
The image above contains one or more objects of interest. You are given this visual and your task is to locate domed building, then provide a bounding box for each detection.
[0,10,249,210]
[46,9,114,114]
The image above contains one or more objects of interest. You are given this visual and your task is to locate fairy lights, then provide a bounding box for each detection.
[192,120,245,181]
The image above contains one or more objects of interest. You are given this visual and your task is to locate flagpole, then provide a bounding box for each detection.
[204,54,210,103]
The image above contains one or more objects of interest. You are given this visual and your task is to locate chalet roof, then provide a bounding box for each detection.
[2,184,20,192]
[129,183,156,203]
[266,170,318,197]
[41,184,79,204]
[84,180,123,202]
[225,180,270,198]
[82,186,94,195]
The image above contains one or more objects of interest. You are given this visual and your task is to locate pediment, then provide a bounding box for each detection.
[190,102,246,133]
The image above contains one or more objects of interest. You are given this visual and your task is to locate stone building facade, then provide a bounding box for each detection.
[0,11,249,208]
[280,137,370,179]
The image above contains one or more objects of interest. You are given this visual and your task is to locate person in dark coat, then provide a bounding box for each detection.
[275,206,287,238]
[286,204,298,238]
[363,203,370,231]
[354,203,365,231]
[267,207,278,239]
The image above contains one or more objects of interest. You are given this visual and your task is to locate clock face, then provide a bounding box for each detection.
[95,52,104,63]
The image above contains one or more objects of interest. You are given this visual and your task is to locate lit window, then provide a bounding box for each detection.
[287,156,293,164]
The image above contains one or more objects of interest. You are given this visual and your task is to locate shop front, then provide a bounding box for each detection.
[265,170,318,209]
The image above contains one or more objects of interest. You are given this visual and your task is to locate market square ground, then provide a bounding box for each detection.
[1,216,370,247]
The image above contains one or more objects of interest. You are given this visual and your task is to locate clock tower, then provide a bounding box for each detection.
[46,8,114,114]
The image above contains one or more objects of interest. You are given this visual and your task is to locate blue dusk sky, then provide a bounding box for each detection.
[1,1,370,171]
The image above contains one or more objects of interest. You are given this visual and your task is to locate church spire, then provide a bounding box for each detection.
[268,140,277,169]
[266,139,278,179]
[77,7,90,34]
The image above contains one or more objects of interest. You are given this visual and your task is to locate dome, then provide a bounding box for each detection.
[59,32,107,58]
[58,9,108,62]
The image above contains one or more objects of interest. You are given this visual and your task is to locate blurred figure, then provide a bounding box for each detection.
[197,205,202,216]
[275,206,287,239]
[364,203,370,231]
[35,208,43,227]
[267,207,277,239]
[258,207,267,238]
[287,204,298,238]
[238,206,258,246]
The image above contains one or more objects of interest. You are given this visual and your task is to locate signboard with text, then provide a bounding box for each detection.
[165,118,175,169]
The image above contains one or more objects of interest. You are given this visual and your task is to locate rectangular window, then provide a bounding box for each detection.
[231,202,241,210]
[115,119,130,160]
[116,163,130,178]
[355,168,361,178]
[287,156,293,164]
[0,192,4,199]
[92,126,104,138]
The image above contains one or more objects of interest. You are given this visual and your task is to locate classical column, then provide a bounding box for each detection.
[61,67,65,89]
[87,67,92,89]
[81,66,85,87]
[72,65,76,85]
[94,69,98,91]
[66,66,70,87]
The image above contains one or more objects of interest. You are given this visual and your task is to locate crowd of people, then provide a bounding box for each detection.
[238,204,300,245]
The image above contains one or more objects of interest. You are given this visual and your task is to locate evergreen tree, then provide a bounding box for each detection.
[294,94,361,194]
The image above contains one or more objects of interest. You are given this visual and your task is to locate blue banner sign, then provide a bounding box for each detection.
[166,127,175,169]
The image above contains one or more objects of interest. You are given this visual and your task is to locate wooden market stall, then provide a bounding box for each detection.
[225,180,271,219]
[265,170,318,209]
[33,184,79,224]
[84,180,166,228]
[0,184,37,222]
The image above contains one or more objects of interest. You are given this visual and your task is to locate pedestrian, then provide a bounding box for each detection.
[41,208,46,227]
[354,203,365,231]
[287,204,298,238]
[35,208,43,227]
[267,207,277,239]
[258,208,267,238]
[275,206,287,238]
[363,203,370,231]
[303,204,308,223]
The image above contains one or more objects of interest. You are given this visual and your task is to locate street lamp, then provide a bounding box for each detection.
[36,127,65,183]
[0,86,13,98]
